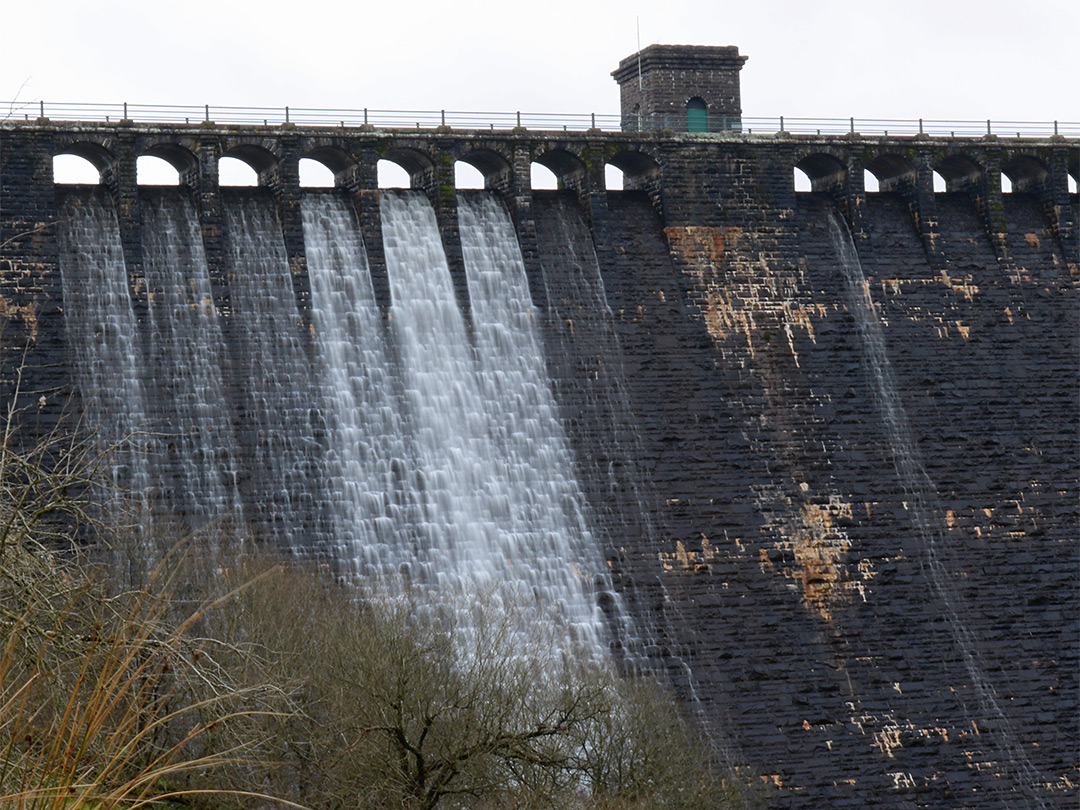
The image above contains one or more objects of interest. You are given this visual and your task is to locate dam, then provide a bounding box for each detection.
[0,45,1077,809]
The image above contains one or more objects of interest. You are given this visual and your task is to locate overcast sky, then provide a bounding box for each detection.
[5,0,1077,123]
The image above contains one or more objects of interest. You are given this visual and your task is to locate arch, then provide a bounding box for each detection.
[55,141,113,173]
[933,154,983,191]
[53,154,102,184]
[1000,174,1013,194]
[377,160,411,189]
[299,158,335,188]
[607,149,660,182]
[221,144,278,174]
[141,142,198,175]
[454,161,485,189]
[532,148,586,189]
[530,162,559,191]
[1069,175,1078,195]
[301,145,357,176]
[686,97,708,133]
[864,153,917,192]
[863,170,879,193]
[381,147,434,179]
[457,147,512,181]
[794,153,846,192]
[933,171,947,192]
[136,155,180,185]
[1000,154,1049,193]
[218,157,259,186]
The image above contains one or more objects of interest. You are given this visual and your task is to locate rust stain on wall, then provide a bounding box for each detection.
[754,486,873,622]
[665,225,819,364]
[0,295,39,340]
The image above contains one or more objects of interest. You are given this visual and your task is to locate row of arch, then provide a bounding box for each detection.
[793,150,1078,195]
[47,136,1079,196]
[48,138,663,192]
[53,153,637,191]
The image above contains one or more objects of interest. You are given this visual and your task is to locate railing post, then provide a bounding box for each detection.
[123,102,128,120]
[39,100,44,118]
[364,108,368,125]
[780,115,784,132]
[919,118,923,134]
[285,106,290,123]
[850,116,855,133]
[1054,120,1058,136]
[205,104,210,121]
[516,111,521,128]
[987,119,991,135]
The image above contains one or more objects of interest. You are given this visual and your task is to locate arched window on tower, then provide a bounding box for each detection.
[686,98,708,133]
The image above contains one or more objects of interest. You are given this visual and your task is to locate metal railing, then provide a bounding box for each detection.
[3,101,1077,138]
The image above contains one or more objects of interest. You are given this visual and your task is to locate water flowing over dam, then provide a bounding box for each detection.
[2,101,1076,808]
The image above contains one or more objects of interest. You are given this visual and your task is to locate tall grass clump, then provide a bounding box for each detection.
[0,388,295,810]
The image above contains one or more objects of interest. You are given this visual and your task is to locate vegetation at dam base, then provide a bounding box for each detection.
[0,418,751,810]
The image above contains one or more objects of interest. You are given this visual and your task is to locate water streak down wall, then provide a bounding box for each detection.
[1,122,1077,810]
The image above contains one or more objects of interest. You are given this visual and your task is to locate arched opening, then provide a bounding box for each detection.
[454,161,485,190]
[219,157,259,186]
[53,142,112,184]
[219,145,277,187]
[137,155,180,185]
[865,154,917,193]
[531,163,558,190]
[793,167,812,192]
[532,149,586,191]
[863,170,880,193]
[794,154,846,193]
[1069,175,1078,195]
[456,149,512,191]
[686,97,708,133]
[607,149,660,191]
[1001,174,1013,193]
[378,159,411,189]
[605,164,624,191]
[1001,155,1050,194]
[53,154,101,184]
[934,155,982,193]
[299,158,335,188]
[933,171,947,192]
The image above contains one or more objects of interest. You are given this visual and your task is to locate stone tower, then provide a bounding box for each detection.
[612,44,748,132]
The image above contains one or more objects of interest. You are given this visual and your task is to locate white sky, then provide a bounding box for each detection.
[5,0,1077,122]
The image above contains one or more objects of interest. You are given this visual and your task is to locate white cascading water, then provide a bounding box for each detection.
[380,189,609,659]
[829,211,1048,809]
[55,190,152,519]
[141,191,243,527]
[301,192,416,578]
[459,192,614,654]
[224,193,324,552]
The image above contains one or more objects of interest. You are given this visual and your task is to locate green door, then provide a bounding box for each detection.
[687,98,708,133]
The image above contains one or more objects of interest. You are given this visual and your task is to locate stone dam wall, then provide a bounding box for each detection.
[0,122,1077,809]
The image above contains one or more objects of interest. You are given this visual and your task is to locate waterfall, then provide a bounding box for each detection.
[54,184,619,661]
[141,189,243,527]
[55,188,152,520]
[223,190,325,552]
[302,192,415,578]
[458,191,613,656]
[380,189,609,659]
[829,211,1049,810]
